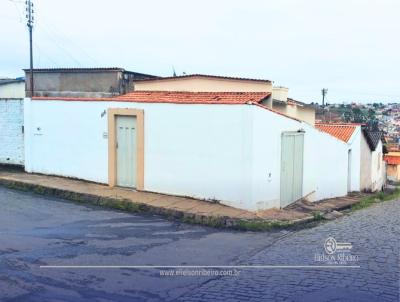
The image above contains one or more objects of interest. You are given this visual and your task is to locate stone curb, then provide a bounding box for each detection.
[0,178,320,231]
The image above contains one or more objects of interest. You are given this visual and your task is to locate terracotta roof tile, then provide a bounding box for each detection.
[32,91,303,121]
[384,155,400,165]
[114,91,270,104]
[33,91,271,105]
[315,123,359,143]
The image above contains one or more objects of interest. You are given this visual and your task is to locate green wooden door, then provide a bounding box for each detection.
[280,132,304,208]
[116,116,137,188]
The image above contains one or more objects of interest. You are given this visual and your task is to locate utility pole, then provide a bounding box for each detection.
[321,88,328,122]
[321,88,328,107]
[26,0,34,97]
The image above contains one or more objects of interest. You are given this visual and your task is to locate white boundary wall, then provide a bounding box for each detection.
[361,135,385,192]
[24,99,349,211]
[347,127,361,192]
[370,140,385,191]
[0,99,24,165]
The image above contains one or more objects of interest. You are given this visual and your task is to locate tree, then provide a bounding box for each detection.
[352,108,366,123]
[343,110,353,122]
[368,108,376,120]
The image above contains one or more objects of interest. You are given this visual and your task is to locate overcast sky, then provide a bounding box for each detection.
[1,0,399,103]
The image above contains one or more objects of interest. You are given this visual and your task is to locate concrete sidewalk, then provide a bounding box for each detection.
[0,169,367,229]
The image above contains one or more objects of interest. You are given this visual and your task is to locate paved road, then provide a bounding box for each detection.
[0,187,398,302]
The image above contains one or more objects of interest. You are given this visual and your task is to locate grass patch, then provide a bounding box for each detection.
[182,215,226,228]
[312,211,325,221]
[235,220,293,231]
[351,188,400,211]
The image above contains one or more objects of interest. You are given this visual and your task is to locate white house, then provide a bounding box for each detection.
[0,78,25,166]
[133,74,316,125]
[24,91,350,211]
[315,123,361,192]
[0,78,25,98]
[315,123,385,192]
[360,130,386,192]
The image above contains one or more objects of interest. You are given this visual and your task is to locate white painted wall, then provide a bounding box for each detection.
[302,124,349,201]
[360,134,385,192]
[360,134,372,191]
[0,99,24,165]
[272,86,289,102]
[251,108,348,209]
[24,100,254,207]
[0,82,25,98]
[25,99,350,211]
[347,127,361,192]
[370,140,385,191]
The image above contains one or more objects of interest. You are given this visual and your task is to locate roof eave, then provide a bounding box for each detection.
[133,74,272,83]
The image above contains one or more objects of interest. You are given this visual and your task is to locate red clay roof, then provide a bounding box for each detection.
[114,91,270,104]
[133,74,272,83]
[32,91,306,121]
[385,155,400,165]
[315,123,359,143]
[33,91,271,105]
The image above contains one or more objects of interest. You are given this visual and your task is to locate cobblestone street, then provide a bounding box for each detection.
[0,187,399,301]
[178,198,400,302]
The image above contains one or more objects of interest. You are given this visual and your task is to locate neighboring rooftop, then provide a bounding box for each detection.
[363,129,384,151]
[23,67,158,78]
[384,155,400,165]
[315,123,359,143]
[133,73,272,83]
[34,91,272,105]
[23,67,159,98]
[287,98,312,107]
[386,152,400,157]
[115,91,271,104]
[0,78,25,86]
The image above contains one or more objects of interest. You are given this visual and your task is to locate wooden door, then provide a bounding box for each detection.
[280,132,304,208]
[116,116,137,188]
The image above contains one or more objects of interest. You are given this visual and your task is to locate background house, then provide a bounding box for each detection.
[360,129,386,191]
[0,77,25,98]
[271,86,315,125]
[133,74,273,92]
[24,67,158,98]
[133,75,316,125]
[0,77,25,166]
[385,152,400,182]
[315,123,386,192]
[315,123,362,192]
[24,91,349,211]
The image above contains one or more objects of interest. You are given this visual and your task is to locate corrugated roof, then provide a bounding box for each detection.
[384,155,400,165]
[0,78,25,86]
[23,68,158,78]
[315,123,359,143]
[23,67,125,72]
[133,74,272,83]
[33,91,271,105]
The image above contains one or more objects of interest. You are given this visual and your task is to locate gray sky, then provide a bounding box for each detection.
[1,0,399,103]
